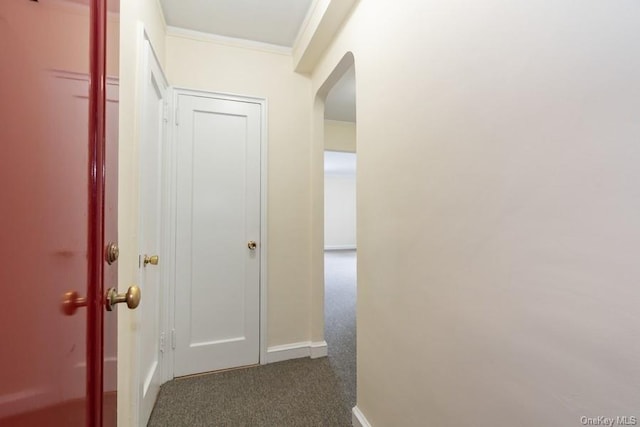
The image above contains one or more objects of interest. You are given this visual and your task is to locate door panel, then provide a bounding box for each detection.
[0,2,91,425]
[0,0,118,425]
[174,94,261,376]
[138,40,167,426]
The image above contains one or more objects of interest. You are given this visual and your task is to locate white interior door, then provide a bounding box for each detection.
[138,40,167,426]
[174,93,261,377]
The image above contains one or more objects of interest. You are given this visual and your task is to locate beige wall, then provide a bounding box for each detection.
[118,0,166,425]
[311,1,640,425]
[325,119,356,152]
[165,33,313,348]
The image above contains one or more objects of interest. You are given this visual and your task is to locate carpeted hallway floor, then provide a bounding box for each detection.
[147,250,357,426]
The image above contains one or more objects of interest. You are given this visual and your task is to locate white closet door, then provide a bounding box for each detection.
[174,93,261,377]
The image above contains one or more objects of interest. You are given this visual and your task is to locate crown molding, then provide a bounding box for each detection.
[166,26,292,56]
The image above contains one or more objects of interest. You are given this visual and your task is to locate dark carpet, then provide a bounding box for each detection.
[147,250,356,426]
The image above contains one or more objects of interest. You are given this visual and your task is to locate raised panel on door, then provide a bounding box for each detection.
[174,94,261,377]
[138,40,167,426]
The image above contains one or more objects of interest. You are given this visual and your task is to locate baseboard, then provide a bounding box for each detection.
[310,340,328,358]
[266,341,328,363]
[352,406,372,427]
[324,245,356,251]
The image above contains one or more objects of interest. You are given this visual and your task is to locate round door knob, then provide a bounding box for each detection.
[248,241,257,250]
[61,291,87,316]
[143,255,159,266]
[106,285,141,311]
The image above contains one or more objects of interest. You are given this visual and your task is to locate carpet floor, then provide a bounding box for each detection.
[147,250,357,426]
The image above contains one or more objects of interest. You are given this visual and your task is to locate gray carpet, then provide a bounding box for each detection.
[147,250,357,426]
[324,250,357,409]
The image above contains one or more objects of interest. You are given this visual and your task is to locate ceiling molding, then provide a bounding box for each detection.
[166,26,293,56]
[293,0,359,74]
[291,0,322,52]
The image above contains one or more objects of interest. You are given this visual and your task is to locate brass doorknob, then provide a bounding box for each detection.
[105,285,141,311]
[248,241,257,250]
[62,291,87,316]
[143,255,159,266]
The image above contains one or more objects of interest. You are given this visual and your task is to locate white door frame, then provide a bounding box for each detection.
[163,87,268,381]
[135,27,169,426]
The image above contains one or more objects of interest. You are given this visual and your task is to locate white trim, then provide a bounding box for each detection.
[166,26,292,56]
[291,0,323,50]
[324,245,356,251]
[168,87,269,372]
[292,0,359,73]
[136,26,170,427]
[352,406,372,427]
[266,341,328,363]
[164,86,179,384]
[260,98,270,366]
[310,340,329,358]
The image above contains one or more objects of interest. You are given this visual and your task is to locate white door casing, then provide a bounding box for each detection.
[137,39,168,426]
[173,92,263,376]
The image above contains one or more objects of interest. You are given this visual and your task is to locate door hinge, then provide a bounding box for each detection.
[159,332,165,353]
[171,329,176,349]
[174,105,179,126]
[163,101,169,123]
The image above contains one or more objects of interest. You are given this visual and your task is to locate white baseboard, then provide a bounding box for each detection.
[352,406,372,427]
[310,340,328,358]
[325,245,357,251]
[266,341,328,363]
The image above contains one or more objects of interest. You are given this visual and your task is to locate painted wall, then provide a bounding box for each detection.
[165,33,313,348]
[118,0,167,425]
[324,172,356,250]
[310,1,640,425]
[325,119,356,152]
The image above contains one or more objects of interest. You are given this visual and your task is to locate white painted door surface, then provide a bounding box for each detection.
[174,94,261,377]
[138,41,167,426]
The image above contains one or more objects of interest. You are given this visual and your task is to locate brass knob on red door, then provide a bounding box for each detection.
[248,241,257,250]
[105,285,141,311]
[61,291,87,316]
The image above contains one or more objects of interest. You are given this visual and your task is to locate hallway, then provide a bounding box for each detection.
[146,251,356,426]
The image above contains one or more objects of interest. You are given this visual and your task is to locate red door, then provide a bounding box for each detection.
[0,0,119,425]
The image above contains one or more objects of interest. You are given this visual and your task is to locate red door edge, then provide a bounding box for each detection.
[87,0,107,425]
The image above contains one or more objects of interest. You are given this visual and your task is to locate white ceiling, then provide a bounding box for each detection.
[324,65,356,122]
[160,0,314,47]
